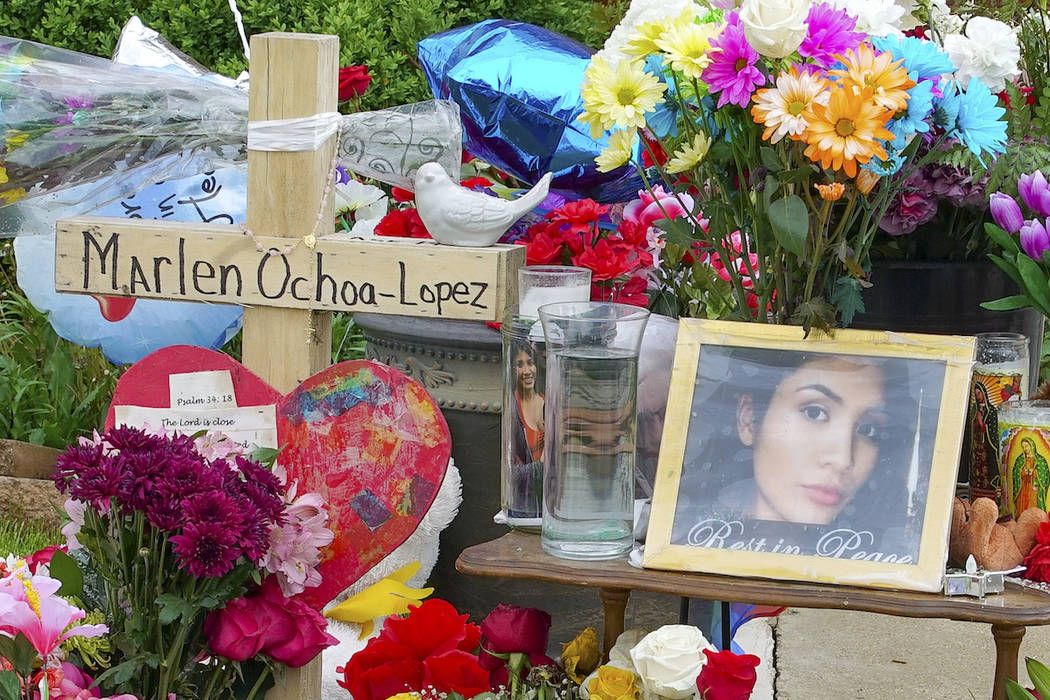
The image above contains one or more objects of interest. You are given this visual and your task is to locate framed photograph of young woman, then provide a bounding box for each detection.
[644,319,975,592]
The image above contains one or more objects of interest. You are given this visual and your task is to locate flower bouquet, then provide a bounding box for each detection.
[29,425,338,699]
[985,169,1050,318]
[337,599,761,700]
[577,0,1010,330]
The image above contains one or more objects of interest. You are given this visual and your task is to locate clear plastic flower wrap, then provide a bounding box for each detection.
[0,35,461,216]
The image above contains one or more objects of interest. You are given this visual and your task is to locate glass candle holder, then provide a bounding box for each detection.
[966,332,1030,504]
[538,301,650,560]
[500,266,590,530]
[996,400,1050,518]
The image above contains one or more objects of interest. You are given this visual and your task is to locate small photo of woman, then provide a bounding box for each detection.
[670,345,945,560]
[505,341,545,518]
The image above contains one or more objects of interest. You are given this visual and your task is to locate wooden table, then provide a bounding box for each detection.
[457,530,1050,700]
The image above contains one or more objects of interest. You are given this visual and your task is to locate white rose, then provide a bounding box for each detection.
[943,16,1020,92]
[739,0,810,59]
[629,625,716,700]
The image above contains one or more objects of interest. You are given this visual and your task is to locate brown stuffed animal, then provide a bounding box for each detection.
[949,497,1047,570]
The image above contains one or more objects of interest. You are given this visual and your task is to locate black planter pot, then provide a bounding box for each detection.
[852,261,1044,385]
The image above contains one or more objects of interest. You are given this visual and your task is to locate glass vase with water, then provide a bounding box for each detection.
[538,301,649,560]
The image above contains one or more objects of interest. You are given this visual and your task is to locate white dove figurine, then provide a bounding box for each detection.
[413,161,553,247]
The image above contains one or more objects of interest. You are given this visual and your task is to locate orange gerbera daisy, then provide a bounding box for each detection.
[827,43,915,113]
[802,86,894,177]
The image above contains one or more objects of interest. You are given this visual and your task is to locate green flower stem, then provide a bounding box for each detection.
[243,664,273,700]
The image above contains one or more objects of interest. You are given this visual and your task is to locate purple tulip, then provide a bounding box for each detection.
[1019,171,1050,218]
[1020,218,1050,261]
[990,192,1025,234]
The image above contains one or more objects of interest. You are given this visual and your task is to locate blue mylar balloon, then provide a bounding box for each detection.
[418,19,644,204]
[14,169,244,365]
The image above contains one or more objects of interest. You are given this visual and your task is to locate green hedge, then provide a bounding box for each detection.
[0,0,622,110]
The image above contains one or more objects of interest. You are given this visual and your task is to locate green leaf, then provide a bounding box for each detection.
[768,194,808,258]
[94,659,138,687]
[986,222,1021,255]
[48,548,83,597]
[654,217,696,248]
[988,253,1024,289]
[156,593,194,624]
[760,147,782,172]
[1015,253,1050,316]
[0,670,21,700]
[981,295,1035,311]
[1026,656,1050,697]
[0,634,38,677]
[1006,678,1038,700]
[831,277,865,327]
[762,174,780,210]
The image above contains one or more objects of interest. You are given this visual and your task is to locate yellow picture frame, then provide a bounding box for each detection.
[644,319,975,592]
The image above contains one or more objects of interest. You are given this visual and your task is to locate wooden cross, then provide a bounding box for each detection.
[52,32,523,699]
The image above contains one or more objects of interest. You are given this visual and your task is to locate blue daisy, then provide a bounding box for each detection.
[644,54,680,138]
[863,151,907,177]
[886,79,935,150]
[872,35,955,82]
[936,80,1007,166]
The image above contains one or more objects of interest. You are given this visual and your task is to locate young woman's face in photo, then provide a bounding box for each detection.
[740,357,888,525]
[514,348,536,391]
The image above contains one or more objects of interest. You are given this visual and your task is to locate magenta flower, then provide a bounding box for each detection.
[701,13,765,108]
[990,192,1025,234]
[171,521,240,578]
[1021,219,1050,261]
[1019,171,1050,218]
[799,3,866,68]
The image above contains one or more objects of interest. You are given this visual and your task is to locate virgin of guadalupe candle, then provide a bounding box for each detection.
[998,401,1050,518]
[967,333,1029,503]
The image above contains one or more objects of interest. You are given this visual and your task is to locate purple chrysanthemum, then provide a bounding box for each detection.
[145,486,185,532]
[171,521,240,578]
[53,443,104,493]
[799,3,866,68]
[69,455,123,507]
[105,425,159,451]
[701,13,765,108]
[183,491,242,526]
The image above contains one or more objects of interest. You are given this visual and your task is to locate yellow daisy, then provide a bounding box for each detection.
[579,56,666,138]
[623,6,700,59]
[751,66,830,144]
[596,128,638,173]
[827,44,916,113]
[802,86,894,178]
[665,132,712,174]
[655,20,723,80]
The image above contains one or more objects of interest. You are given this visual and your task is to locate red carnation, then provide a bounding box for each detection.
[392,187,415,203]
[573,238,641,281]
[375,208,431,239]
[696,648,760,700]
[519,232,563,266]
[338,65,372,101]
[460,176,495,190]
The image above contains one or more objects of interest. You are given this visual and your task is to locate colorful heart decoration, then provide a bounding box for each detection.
[107,346,452,609]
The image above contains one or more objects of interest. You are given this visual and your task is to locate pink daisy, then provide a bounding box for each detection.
[799,3,866,68]
[701,13,765,109]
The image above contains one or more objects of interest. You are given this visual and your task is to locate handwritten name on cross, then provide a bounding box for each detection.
[51,33,520,700]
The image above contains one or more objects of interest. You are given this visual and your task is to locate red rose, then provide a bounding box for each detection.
[204,595,269,661]
[1025,542,1050,583]
[375,208,431,239]
[382,599,481,660]
[205,577,337,668]
[696,648,760,700]
[423,649,491,698]
[338,65,372,101]
[338,637,425,700]
[478,604,551,669]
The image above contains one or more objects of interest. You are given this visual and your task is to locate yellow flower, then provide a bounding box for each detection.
[0,187,27,205]
[815,182,845,201]
[623,7,700,59]
[561,626,601,683]
[854,168,880,195]
[656,21,723,80]
[587,666,639,700]
[802,86,894,178]
[5,130,29,150]
[665,132,712,174]
[579,56,666,138]
[596,128,637,173]
[827,43,916,113]
[751,66,829,144]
